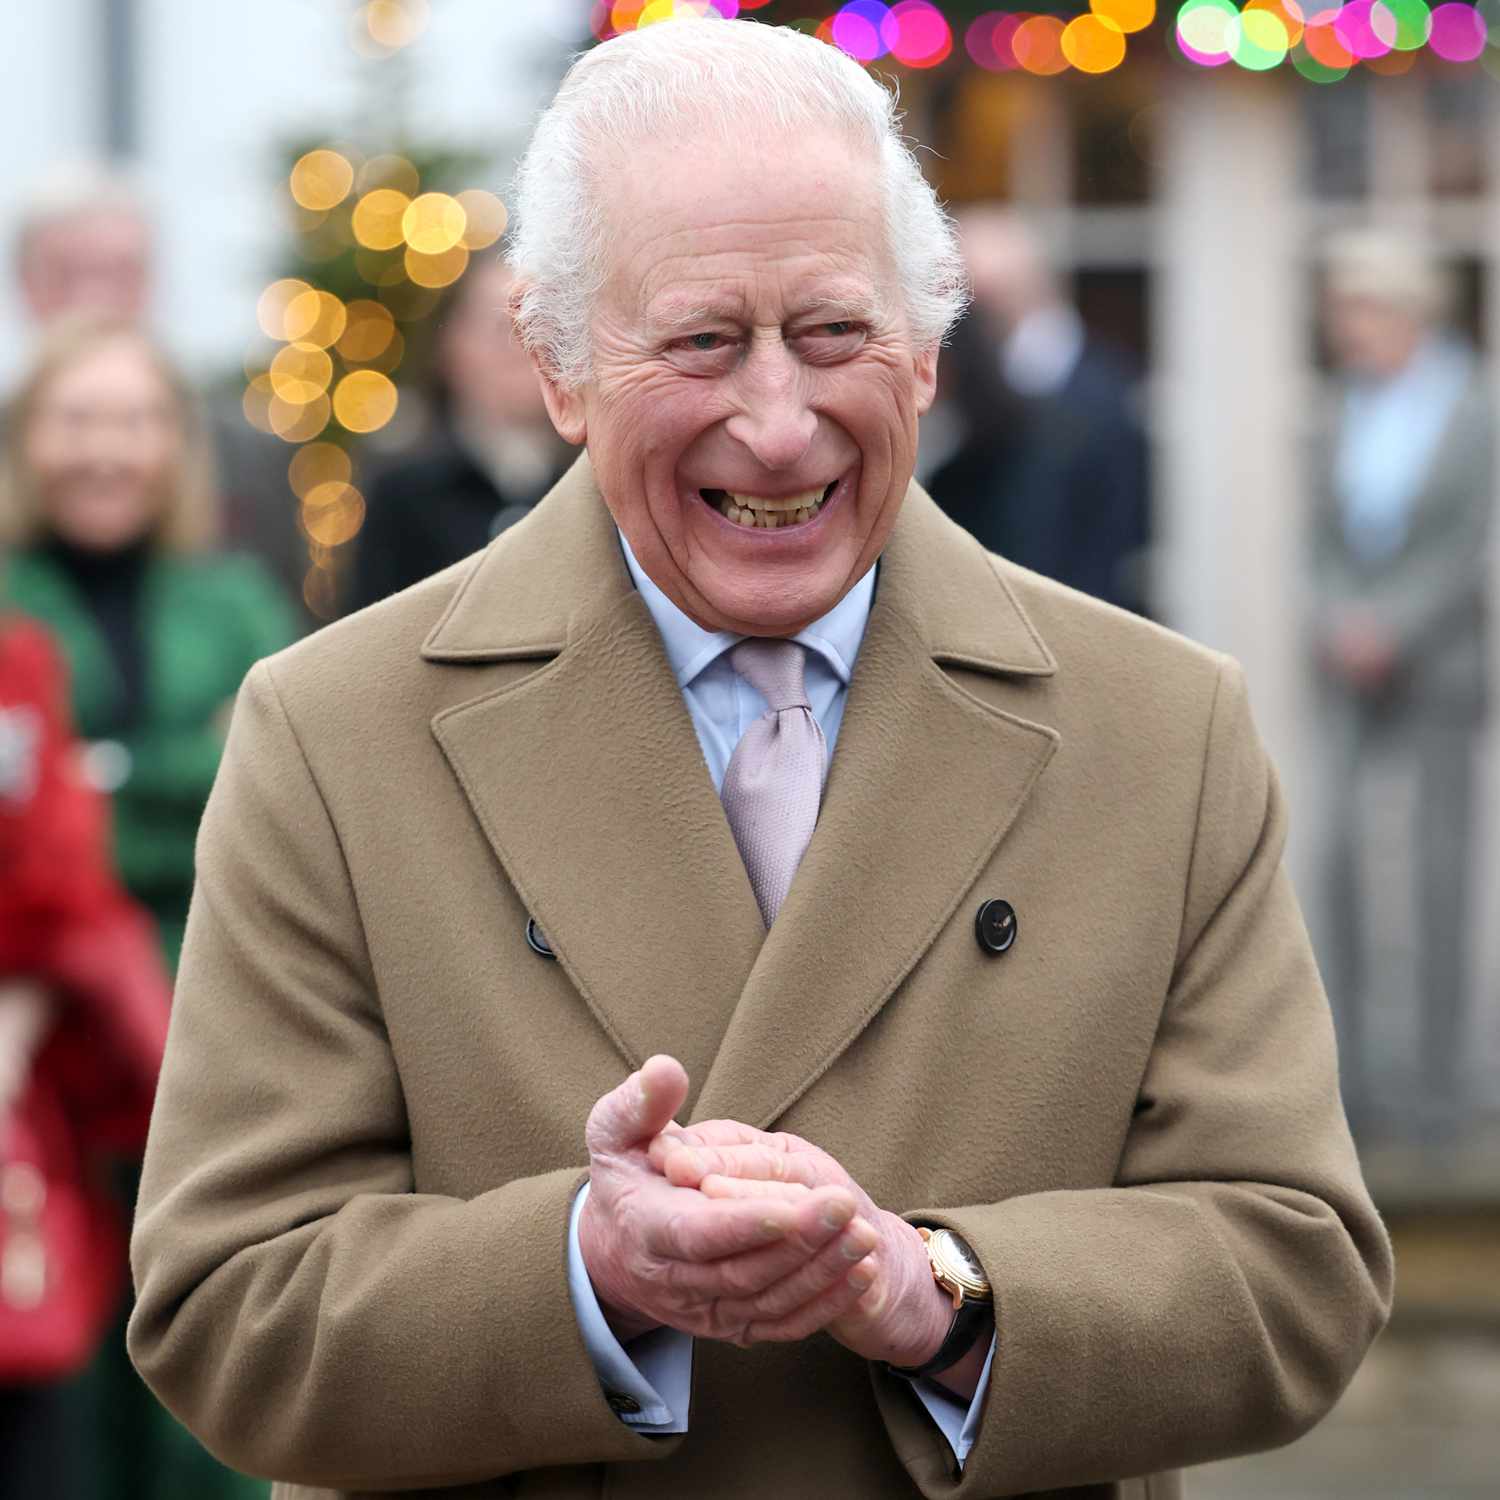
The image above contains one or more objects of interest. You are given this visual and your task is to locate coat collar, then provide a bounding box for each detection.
[428,454,1059,1125]
[422,453,1057,679]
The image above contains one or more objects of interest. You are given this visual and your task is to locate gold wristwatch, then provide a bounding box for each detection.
[887,1227,993,1380]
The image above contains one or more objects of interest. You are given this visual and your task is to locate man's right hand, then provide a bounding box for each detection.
[578,1054,880,1346]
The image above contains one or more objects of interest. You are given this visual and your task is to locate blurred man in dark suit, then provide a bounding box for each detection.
[345,257,567,612]
[927,208,1149,615]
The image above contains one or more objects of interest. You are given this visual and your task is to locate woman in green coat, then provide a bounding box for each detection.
[1,317,294,1500]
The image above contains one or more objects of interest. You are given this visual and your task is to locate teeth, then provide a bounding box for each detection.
[712,483,832,529]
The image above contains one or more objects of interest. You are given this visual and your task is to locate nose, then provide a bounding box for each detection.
[723,337,817,472]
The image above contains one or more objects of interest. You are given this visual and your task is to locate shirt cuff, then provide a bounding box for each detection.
[566,1181,692,1433]
[909,1334,996,1469]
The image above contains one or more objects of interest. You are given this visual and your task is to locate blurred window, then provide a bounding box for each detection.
[1307,75,1372,202]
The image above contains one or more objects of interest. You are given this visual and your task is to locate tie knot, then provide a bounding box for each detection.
[729,638,811,714]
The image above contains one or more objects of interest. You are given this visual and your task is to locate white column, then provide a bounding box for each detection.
[1154,73,1313,865]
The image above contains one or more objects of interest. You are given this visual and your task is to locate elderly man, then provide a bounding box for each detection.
[128,21,1391,1500]
[1312,230,1493,1145]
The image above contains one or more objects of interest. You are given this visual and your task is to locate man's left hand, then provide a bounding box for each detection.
[648,1124,954,1371]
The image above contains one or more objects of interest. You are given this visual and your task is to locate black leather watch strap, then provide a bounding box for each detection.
[885,1296,990,1381]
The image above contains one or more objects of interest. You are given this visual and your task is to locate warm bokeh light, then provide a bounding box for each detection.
[288,442,352,503]
[402,192,467,255]
[1244,0,1306,48]
[360,326,406,375]
[365,0,430,49]
[1093,0,1157,31]
[1365,38,1420,64]
[303,564,340,620]
[290,149,354,213]
[301,481,368,547]
[242,374,276,435]
[456,190,508,250]
[611,0,649,28]
[404,244,470,288]
[336,299,398,362]
[1013,13,1071,71]
[283,289,348,349]
[1235,5,1292,64]
[354,247,407,288]
[1303,9,1358,62]
[1063,12,1129,68]
[358,154,421,198]
[333,369,400,433]
[269,343,334,405]
[256,278,312,341]
[352,189,412,251]
[269,392,332,444]
[378,279,441,322]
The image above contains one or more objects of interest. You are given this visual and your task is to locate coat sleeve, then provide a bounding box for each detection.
[872,657,1395,1499]
[127,660,683,1491]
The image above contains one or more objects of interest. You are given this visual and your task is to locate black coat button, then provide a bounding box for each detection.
[974,899,1017,955]
[525,918,556,959]
[605,1391,642,1415]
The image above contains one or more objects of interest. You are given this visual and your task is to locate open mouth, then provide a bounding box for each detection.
[699,481,839,530]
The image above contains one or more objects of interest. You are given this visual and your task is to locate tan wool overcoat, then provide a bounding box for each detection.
[129,459,1394,1500]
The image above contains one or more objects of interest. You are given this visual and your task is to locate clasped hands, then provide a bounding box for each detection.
[577,1053,957,1374]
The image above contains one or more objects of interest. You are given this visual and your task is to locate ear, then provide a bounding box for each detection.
[912,341,940,417]
[534,364,588,446]
[508,277,588,445]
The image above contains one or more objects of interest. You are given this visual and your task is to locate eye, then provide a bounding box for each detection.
[679,332,730,353]
[792,320,867,358]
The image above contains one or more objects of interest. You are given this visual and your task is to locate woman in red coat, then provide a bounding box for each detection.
[0,614,170,1498]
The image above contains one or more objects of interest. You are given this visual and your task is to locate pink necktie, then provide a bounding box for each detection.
[720,639,828,928]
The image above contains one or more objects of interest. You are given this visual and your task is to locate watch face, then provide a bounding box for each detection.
[931,1230,990,1298]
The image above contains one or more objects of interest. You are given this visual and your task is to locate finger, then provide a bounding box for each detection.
[648,1184,856,1265]
[712,1215,879,1324]
[698,1174,810,1201]
[585,1056,689,1157]
[660,1189,861,1300]
[736,1256,879,1345]
[670,1142,827,1189]
[646,1121,779,1176]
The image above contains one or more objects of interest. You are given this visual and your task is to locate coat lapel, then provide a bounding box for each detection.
[426,459,766,1100]
[692,493,1061,1128]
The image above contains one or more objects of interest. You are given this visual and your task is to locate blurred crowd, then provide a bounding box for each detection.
[0,162,1494,1499]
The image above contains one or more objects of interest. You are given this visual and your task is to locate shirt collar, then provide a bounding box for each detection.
[619,530,875,690]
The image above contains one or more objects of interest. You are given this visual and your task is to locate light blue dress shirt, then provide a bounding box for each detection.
[1335,336,1471,563]
[561,534,993,1468]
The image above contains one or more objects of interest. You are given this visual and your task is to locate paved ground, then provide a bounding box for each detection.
[1190,1329,1500,1499]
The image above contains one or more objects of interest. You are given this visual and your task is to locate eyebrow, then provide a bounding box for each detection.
[646,289,885,335]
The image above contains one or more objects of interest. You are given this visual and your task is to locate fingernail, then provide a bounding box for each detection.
[821,1202,853,1231]
[761,1217,788,1239]
[840,1234,869,1261]
[848,1269,873,1292]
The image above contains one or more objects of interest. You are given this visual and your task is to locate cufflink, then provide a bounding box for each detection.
[525,917,556,960]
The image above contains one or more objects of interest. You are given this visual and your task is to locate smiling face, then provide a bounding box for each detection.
[534,127,938,636]
[25,335,181,552]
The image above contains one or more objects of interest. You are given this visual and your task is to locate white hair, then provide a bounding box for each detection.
[1323,228,1452,323]
[12,161,152,263]
[506,19,967,385]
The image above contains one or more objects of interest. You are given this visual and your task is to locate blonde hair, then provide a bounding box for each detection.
[0,317,219,552]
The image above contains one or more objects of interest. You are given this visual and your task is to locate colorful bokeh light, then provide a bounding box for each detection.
[883,1,954,64]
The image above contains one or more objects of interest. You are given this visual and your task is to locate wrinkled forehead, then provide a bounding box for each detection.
[592,127,896,325]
